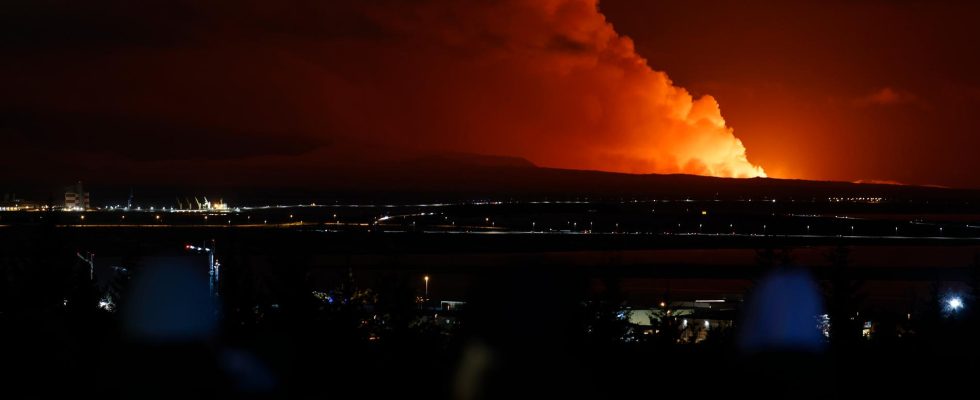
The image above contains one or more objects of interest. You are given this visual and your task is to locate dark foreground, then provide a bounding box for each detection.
[2,214,980,399]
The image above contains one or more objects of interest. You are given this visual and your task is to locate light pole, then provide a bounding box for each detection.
[209,239,217,298]
[76,251,95,281]
[949,297,963,310]
[424,275,430,299]
[185,239,219,299]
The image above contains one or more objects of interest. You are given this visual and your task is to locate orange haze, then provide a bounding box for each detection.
[2,0,769,183]
[326,0,766,177]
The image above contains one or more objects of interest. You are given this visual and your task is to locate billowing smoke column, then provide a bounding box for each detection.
[0,0,766,179]
[328,0,766,177]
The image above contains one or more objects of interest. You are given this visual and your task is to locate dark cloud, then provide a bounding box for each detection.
[2,1,201,52]
[851,87,917,108]
[0,109,318,160]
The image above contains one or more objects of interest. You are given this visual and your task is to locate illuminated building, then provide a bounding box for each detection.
[1,193,46,211]
[65,181,90,211]
[2,193,24,211]
[177,196,229,212]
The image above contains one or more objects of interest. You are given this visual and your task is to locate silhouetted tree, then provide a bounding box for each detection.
[582,276,633,345]
[373,272,420,342]
[917,279,945,346]
[65,256,100,315]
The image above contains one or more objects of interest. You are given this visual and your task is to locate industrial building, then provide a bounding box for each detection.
[65,181,90,210]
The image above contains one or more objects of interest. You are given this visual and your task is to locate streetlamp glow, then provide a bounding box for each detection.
[184,240,219,300]
[947,297,963,311]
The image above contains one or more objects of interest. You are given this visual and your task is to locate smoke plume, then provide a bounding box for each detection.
[2,0,766,179]
[321,0,766,177]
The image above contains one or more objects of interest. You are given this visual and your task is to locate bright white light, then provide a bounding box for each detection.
[947,297,963,311]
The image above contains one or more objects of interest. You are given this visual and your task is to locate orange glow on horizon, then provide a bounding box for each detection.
[305,0,770,180]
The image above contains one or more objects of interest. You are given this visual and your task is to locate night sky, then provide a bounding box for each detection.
[3,0,979,188]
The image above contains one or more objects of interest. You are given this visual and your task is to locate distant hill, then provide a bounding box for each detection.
[258,153,980,203]
[8,152,979,205]
[336,157,979,202]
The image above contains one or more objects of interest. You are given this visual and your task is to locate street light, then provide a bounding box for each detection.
[947,296,964,312]
[185,240,219,299]
[424,275,430,299]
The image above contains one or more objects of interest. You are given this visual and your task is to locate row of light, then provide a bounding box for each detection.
[827,197,884,203]
[185,245,213,252]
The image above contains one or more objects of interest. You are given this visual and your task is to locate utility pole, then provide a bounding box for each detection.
[207,239,218,299]
[185,240,220,300]
[76,251,95,281]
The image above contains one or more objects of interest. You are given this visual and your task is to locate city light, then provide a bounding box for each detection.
[947,296,964,311]
[1,1,976,396]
